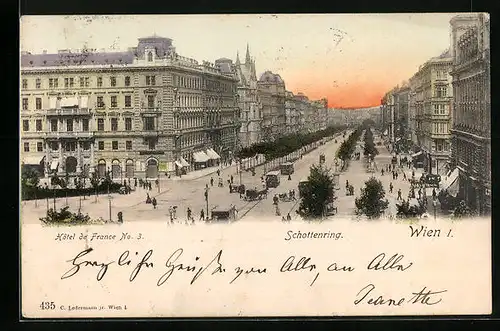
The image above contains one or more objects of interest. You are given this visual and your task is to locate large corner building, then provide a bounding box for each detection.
[20,36,241,179]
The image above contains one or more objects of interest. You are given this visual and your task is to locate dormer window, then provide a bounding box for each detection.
[147,51,153,62]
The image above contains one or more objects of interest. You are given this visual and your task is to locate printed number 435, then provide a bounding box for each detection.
[40,302,55,310]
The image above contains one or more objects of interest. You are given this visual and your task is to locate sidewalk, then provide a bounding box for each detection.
[167,162,237,181]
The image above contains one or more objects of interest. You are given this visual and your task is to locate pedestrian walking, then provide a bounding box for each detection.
[152,197,157,209]
[389,182,393,193]
[397,189,402,200]
[288,174,292,181]
[146,193,151,204]
[210,177,214,186]
[200,209,205,221]
[282,216,287,222]
[432,188,437,199]
[230,175,234,184]
[187,207,193,223]
[403,172,407,181]
[217,169,220,177]
[381,168,384,176]
[168,206,174,223]
[286,213,292,222]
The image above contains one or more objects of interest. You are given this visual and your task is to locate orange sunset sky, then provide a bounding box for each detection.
[20,14,457,108]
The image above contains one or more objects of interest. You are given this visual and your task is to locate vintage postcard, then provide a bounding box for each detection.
[20,13,491,318]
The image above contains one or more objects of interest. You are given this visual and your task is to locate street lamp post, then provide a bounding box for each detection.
[433,198,437,221]
[108,184,112,222]
[204,186,209,221]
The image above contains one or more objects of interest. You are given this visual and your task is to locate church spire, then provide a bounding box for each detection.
[236,51,240,65]
[245,43,251,64]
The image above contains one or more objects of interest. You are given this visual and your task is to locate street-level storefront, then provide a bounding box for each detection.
[145,158,158,179]
[205,148,221,167]
[193,151,209,170]
[21,155,46,177]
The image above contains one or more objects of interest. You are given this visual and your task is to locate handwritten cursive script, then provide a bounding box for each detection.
[61,248,114,281]
[354,284,447,306]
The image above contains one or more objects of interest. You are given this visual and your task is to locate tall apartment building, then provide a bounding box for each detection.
[20,36,240,179]
[284,91,305,135]
[235,45,262,148]
[408,74,419,146]
[449,13,491,215]
[414,50,454,175]
[257,71,286,141]
[381,90,395,142]
[312,98,329,131]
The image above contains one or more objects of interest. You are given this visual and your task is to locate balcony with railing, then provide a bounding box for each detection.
[140,107,162,116]
[45,131,94,139]
[46,108,91,116]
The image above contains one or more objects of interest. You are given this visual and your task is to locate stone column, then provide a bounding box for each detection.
[90,142,95,173]
[45,140,50,178]
[77,140,82,173]
[58,140,63,174]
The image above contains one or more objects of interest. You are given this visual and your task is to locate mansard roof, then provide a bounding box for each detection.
[21,51,135,67]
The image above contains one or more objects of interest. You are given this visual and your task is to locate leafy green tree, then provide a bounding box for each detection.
[297,164,336,219]
[452,200,473,218]
[355,177,389,219]
[21,167,40,200]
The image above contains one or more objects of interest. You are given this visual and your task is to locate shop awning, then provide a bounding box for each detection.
[193,151,209,163]
[206,148,221,160]
[441,168,459,193]
[22,155,45,165]
[411,151,423,158]
[180,157,190,167]
[50,160,59,170]
[448,176,460,197]
[60,97,79,108]
[175,161,183,168]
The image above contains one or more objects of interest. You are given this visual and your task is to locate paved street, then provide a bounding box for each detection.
[21,128,446,225]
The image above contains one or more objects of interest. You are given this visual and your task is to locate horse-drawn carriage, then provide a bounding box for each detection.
[229,184,245,194]
[278,192,295,202]
[210,205,237,223]
[244,188,268,201]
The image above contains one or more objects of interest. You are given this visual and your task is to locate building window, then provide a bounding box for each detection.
[49,78,58,88]
[125,76,131,86]
[97,96,104,108]
[147,95,155,108]
[97,77,103,87]
[112,141,118,150]
[22,120,29,131]
[83,142,90,150]
[111,118,118,131]
[435,86,447,98]
[126,140,132,150]
[110,76,117,87]
[22,79,28,89]
[67,119,73,132]
[148,139,156,150]
[65,141,76,152]
[36,119,42,131]
[50,119,58,132]
[22,98,28,110]
[144,117,155,131]
[111,95,117,108]
[70,78,74,87]
[97,118,104,131]
[147,52,153,62]
[82,119,89,131]
[35,78,41,89]
[64,78,69,88]
[125,95,132,107]
[98,141,104,150]
[125,118,132,131]
[37,142,43,152]
[146,76,156,86]
[79,77,90,88]
[24,142,29,152]
[35,98,42,110]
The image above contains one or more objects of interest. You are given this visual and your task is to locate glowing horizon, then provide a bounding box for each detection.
[20,14,458,108]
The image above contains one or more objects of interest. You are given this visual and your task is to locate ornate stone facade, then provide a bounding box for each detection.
[20,36,240,179]
[235,45,262,148]
[449,13,491,215]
